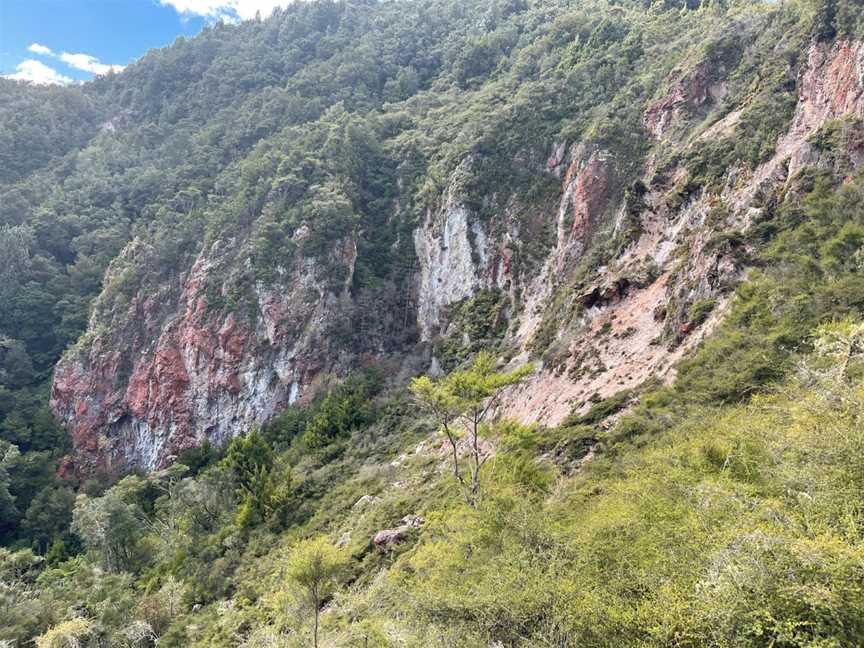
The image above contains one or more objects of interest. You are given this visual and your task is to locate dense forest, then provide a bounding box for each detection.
[4,0,864,645]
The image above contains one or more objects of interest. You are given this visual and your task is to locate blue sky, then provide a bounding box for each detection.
[0,1,291,84]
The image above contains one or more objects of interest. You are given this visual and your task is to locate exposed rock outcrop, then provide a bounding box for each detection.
[554,145,614,270]
[50,38,864,473]
[738,39,864,210]
[498,39,864,426]
[644,62,728,140]
[414,202,493,341]
[413,158,522,342]
[52,236,358,472]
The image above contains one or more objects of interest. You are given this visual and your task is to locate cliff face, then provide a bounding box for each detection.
[743,39,864,202]
[413,171,498,342]
[50,37,864,473]
[500,39,864,424]
[52,234,359,471]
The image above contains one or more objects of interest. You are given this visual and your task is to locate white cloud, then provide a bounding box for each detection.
[3,59,72,85]
[27,43,54,56]
[59,52,124,75]
[17,42,124,78]
[160,0,289,21]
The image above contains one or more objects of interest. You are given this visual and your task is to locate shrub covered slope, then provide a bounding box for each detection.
[3,0,864,645]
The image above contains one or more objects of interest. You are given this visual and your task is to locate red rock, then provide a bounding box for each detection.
[50,239,350,474]
[56,456,76,480]
[643,63,720,140]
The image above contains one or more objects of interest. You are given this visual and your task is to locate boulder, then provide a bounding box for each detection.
[373,515,426,550]
[373,528,408,550]
[400,515,425,528]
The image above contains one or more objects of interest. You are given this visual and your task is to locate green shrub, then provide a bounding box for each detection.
[302,371,382,448]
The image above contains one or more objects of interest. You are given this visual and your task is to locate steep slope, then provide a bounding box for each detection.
[502,36,864,423]
[47,13,864,473]
[42,0,827,473]
[6,1,864,646]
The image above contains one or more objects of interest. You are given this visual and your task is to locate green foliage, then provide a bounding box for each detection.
[601,170,864,443]
[0,0,817,556]
[566,389,632,426]
[7,324,864,646]
[412,351,533,506]
[302,372,382,448]
[679,52,801,188]
[832,0,864,39]
[412,352,533,417]
[283,536,349,648]
[34,617,94,648]
[685,297,717,328]
[435,290,509,369]
[0,80,103,185]
[175,440,221,476]
[0,444,20,536]
[372,325,864,646]
[222,430,275,499]
[5,0,864,645]
[22,486,76,553]
[222,429,291,528]
[262,407,310,451]
[0,338,35,388]
[71,489,147,573]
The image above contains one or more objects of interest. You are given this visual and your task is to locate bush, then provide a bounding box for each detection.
[302,372,382,448]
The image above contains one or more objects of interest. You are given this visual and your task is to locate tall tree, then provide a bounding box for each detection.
[411,352,532,507]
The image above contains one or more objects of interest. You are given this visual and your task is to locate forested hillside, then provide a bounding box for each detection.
[4,0,864,645]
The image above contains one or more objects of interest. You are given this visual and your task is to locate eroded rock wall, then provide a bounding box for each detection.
[52,236,357,472]
[51,39,864,472]
[495,39,864,425]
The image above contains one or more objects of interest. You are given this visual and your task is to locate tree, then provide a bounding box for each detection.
[22,486,75,553]
[221,430,291,528]
[302,373,379,448]
[0,444,20,539]
[35,618,92,648]
[813,0,838,40]
[71,491,144,573]
[285,536,348,648]
[222,429,274,497]
[0,339,34,389]
[411,352,532,507]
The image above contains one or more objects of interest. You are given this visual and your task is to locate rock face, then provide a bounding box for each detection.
[503,40,864,424]
[50,38,864,473]
[414,202,492,341]
[797,40,864,136]
[498,39,864,425]
[413,158,520,342]
[553,145,614,271]
[643,62,728,140]
[740,39,864,208]
[52,236,358,472]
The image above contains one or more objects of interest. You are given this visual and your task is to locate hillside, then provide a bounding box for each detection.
[3,0,864,645]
